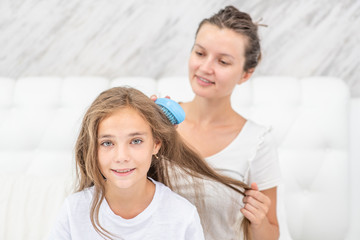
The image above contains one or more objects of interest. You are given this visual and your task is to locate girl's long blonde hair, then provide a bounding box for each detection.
[75,86,251,239]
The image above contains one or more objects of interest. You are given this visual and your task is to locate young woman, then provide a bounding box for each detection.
[183,5,281,240]
[167,5,281,240]
[49,87,251,240]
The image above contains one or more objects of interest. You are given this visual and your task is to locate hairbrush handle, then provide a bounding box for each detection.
[155,98,185,125]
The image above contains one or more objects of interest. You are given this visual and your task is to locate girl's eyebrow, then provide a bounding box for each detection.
[128,132,147,137]
[98,134,115,139]
[98,132,148,139]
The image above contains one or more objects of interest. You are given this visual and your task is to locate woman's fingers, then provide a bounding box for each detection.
[250,182,258,191]
[240,207,257,223]
[242,199,267,225]
[243,195,260,208]
[150,95,171,101]
[245,189,271,207]
[150,95,157,101]
[241,183,271,226]
[243,194,269,214]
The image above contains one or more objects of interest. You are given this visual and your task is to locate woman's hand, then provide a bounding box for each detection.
[150,95,179,128]
[240,182,271,228]
[150,95,171,101]
[150,95,158,102]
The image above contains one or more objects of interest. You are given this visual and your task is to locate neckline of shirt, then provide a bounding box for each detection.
[102,178,161,226]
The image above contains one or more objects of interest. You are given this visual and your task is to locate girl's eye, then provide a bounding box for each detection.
[101,141,113,147]
[131,139,143,145]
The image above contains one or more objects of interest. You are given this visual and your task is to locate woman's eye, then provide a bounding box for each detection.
[101,141,113,147]
[131,139,143,145]
[195,51,204,56]
[219,60,229,65]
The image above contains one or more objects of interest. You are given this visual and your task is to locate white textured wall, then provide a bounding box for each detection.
[0,0,359,96]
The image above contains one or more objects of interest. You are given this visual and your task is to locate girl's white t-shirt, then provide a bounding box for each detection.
[48,179,204,240]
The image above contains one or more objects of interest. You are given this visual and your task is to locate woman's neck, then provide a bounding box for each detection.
[104,178,155,219]
[183,95,237,126]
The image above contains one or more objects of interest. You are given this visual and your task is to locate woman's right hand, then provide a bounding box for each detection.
[151,95,178,128]
[150,95,171,102]
[150,95,158,102]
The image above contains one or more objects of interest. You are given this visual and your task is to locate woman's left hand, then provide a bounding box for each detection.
[240,182,271,227]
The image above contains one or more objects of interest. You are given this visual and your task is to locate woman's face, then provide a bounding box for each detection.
[188,23,252,99]
[97,107,161,192]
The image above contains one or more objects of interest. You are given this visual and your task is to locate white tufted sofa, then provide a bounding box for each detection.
[0,76,359,240]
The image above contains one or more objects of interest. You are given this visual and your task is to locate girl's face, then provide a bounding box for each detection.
[97,107,161,192]
[188,23,253,99]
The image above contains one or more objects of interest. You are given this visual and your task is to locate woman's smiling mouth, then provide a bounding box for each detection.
[197,76,215,85]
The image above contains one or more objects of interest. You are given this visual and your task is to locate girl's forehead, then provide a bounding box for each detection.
[99,107,151,133]
[104,106,141,119]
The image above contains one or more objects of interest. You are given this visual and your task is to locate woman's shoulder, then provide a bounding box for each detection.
[241,120,277,157]
[236,119,272,144]
[244,119,271,134]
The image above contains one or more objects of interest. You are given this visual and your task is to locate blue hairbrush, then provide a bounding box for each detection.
[155,98,185,125]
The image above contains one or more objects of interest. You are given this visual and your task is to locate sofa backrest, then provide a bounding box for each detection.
[0,76,350,240]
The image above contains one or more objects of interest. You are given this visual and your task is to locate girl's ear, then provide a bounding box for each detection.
[153,139,162,155]
[237,68,254,85]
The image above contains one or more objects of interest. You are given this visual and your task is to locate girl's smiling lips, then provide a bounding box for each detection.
[111,168,136,176]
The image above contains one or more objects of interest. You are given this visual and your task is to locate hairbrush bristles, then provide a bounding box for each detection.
[155,98,185,125]
[158,106,178,124]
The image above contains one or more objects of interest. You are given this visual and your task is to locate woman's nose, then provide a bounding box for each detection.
[199,58,214,74]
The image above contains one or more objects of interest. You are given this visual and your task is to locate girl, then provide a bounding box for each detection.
[177,5,281,240]
[49,87,250,240]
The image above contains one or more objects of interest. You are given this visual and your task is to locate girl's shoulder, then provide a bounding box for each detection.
[152,180,197,212]
[64,186,94,207]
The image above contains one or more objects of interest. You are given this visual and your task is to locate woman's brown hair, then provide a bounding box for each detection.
[75,86,251,239]
[196,5,262,73]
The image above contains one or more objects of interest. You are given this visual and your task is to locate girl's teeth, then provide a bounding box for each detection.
[115,169,131,173]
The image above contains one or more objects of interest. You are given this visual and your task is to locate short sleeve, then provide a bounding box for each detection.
[248,129,282,191]
[184,208,205,240]
[47,200,71,240]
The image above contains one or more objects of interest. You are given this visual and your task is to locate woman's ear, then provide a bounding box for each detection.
[238,68,254,85]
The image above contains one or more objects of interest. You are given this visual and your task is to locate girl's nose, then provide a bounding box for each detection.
[114,144,130,163]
